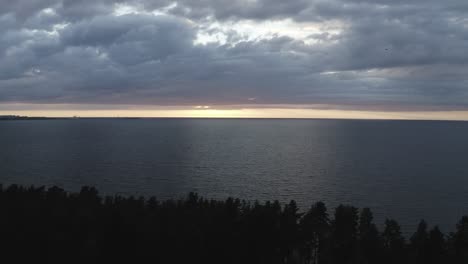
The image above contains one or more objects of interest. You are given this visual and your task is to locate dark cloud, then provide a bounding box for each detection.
[0,0,467,110]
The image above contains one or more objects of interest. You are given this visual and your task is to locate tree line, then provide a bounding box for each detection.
[0,184,467,264]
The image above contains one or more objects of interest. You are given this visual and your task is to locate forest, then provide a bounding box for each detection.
[0,184,467,264]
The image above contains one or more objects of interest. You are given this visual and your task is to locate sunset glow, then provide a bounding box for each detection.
[3,104,468,120]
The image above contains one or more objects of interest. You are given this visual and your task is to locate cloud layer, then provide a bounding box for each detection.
[1,0,468,111]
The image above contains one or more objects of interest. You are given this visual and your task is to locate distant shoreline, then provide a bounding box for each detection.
[1,116,468,122]
[0,116,142,121]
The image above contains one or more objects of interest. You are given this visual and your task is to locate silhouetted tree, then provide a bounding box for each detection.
[331,205,359,264]
[280,200,302,263]
[426,226,446,264]
[410,220,429,264]
[382,219,406,264]
[358,208,382,264]
[299,201,330,264]
[449,216,468,263]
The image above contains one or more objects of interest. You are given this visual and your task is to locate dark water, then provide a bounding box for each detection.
[1,118,468,233]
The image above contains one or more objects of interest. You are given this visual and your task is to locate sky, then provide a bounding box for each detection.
[0,0,468,119]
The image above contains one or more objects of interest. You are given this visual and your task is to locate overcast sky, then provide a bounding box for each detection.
[1,0,468,117]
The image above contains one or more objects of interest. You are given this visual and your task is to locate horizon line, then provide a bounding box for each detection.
[2,115,468,122]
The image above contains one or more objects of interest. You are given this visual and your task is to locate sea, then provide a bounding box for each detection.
[1,118,468,234]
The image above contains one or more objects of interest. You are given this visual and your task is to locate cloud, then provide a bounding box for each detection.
[0,0,467,111]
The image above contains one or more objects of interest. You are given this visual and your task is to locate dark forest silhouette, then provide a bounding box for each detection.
[1,184,467,264]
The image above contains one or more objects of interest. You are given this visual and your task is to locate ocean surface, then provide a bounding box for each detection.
[1,118,468,233]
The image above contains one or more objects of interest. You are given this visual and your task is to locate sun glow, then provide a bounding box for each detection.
[2,104,468,121]
[194,105,211,109]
